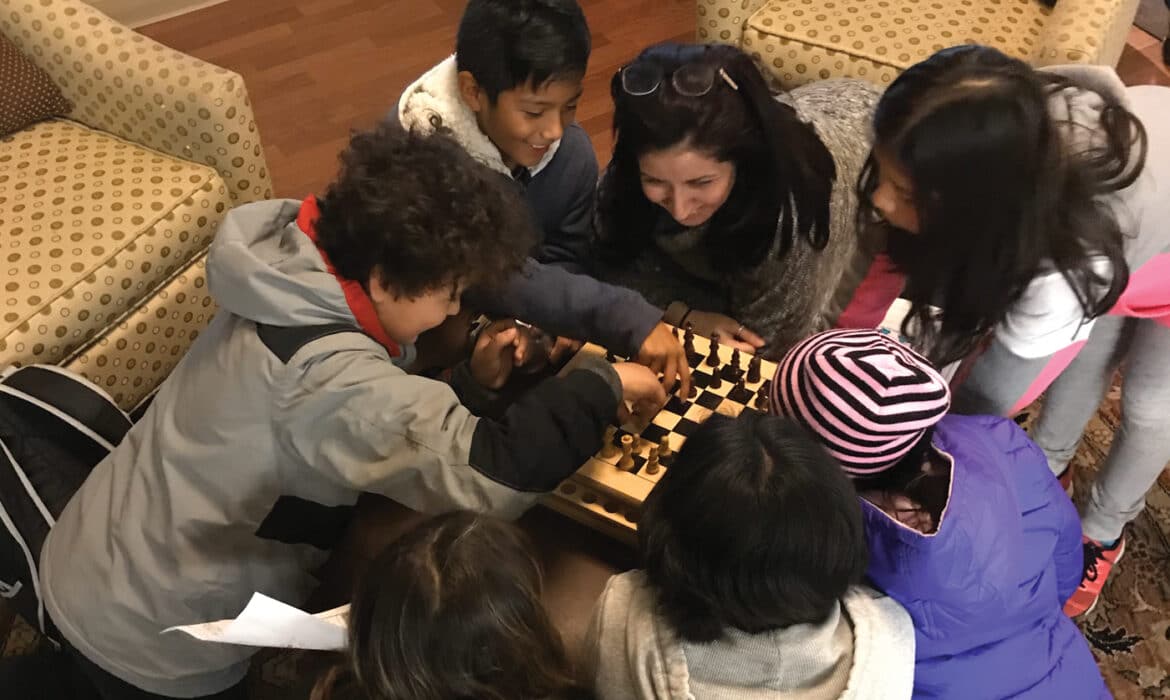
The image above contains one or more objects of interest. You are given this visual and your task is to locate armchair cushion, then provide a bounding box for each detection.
[0,120,229,369]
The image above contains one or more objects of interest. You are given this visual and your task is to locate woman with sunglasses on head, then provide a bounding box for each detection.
[595,42,884,358]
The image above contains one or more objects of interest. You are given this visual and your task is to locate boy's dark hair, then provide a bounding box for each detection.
[857,45,1145,365]
[314,512,583,700]
[598,42,835,273]
[314,122,535,297]
[639,413,866,643]
[455,0,591,102]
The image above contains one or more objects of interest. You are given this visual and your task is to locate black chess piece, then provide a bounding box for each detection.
[729,348,740,371]
[755,385,770,411]
[709,370,722,389]
[688,382,698,399]
[747,354,761,383]
[706,332,721,367]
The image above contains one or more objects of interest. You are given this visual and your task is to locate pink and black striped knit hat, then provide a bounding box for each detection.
[771,329,951,476]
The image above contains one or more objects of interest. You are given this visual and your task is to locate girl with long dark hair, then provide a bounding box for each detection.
[858,45,1170,617]
[595,42,883,358]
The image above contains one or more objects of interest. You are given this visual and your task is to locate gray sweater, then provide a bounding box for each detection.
[585,572,915,700]
[598,79,881,359]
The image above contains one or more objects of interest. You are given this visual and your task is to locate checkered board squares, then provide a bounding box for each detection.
[545,326,779,542]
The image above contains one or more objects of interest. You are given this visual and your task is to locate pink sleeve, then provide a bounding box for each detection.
[834,253,905,330]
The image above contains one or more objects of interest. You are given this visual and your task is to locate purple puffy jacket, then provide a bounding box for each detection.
[862,414,1109,699]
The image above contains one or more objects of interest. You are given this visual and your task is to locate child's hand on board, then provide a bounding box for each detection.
[469,320,522,389]
[636,322,692,399]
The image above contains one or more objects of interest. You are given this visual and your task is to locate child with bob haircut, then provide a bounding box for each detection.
[312,512,592,700]
[773,329,1107,699]
[585,412,915,700]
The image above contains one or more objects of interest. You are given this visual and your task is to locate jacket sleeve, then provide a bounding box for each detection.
[466,259,663,358]
[952,267,1104,416]
[534,128,598,275]
[273,337,621,518]
[976,416,1084,603]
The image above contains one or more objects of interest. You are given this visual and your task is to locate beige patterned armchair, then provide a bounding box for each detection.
[698,0,1140,89]
[0,0,272,409]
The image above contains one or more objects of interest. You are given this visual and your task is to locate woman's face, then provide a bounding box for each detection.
[870,148,921,234]
[638,144,736,228]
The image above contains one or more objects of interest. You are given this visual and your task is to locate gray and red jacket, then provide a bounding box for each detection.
[39,197,622,697]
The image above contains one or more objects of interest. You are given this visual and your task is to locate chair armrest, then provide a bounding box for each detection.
[697,0,768,45]
[1035,0,1140,68]
[0,0,273,203]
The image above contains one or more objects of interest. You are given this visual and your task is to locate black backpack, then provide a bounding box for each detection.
[0,364,133,639]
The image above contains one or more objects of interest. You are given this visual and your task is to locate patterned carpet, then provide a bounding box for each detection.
[3,378,1168,698]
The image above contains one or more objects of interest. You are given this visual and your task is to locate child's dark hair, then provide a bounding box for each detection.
[851,429,950,528]
[314,121,534,298]
[639,413,866,643]
[455,0,591,102]
[598,42,835,273]
[857,45,1146,365]
[312,512,583,700]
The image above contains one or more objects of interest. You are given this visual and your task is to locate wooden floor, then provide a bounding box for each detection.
[139,1,1170,199]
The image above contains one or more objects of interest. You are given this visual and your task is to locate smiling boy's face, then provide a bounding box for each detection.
[458,73,583,170]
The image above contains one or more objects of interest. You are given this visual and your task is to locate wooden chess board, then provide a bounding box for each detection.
[544,327,779,543]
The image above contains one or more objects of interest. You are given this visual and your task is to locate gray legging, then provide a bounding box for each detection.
[1030,315,1170,543]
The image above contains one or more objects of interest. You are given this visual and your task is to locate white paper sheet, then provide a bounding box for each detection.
[163,593,349,651]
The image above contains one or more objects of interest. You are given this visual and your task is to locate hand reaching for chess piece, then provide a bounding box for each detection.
[469,320,524,389]
[613,362,668,419]
[636,322,693,399]
[683,310,765,353]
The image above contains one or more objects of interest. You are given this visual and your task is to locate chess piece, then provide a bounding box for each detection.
[617,434,635,471]
[688,382,698,399]
[747,354,761,383]
[706,332,721,367]
[729,348,741,372]
[672,326,680,339]
[709,370,722,389]
[734,376,746,394]
[645,445,661,475]
[658,437,673,465]
[755,386,770,411]
[683,323,697,361]
[600,426,619,458]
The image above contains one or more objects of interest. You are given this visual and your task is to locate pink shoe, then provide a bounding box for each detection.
[1064,536,1125,617]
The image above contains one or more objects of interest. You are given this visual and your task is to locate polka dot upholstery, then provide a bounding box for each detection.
[64,250,214,411]
[0,0,272,203]
[698,0,1140,90]
[0,32,71,136]
[0,119,229,371]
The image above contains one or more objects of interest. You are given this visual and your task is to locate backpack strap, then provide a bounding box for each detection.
[256,323,367,364]
[0,365,132,451]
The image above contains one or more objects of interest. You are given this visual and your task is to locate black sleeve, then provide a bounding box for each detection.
[468,368,619,492]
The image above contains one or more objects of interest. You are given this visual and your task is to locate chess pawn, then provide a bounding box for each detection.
[645,445,661,475]
[755,386,770,411]
[729,347,741,371]
[617,434,635,471]
[747,354,762,383]
[658,437,673,464]
[600,426,619,458]
[706,332,721,367]
[709,370,722,389]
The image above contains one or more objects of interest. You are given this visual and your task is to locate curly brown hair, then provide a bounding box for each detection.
[314,121,535,298]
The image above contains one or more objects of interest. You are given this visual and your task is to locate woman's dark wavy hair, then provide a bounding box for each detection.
[639,413,866,643]
[857,45,1146,365]
[598,42,835,273]
[314,121,535,298]
[312,512,584,700]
